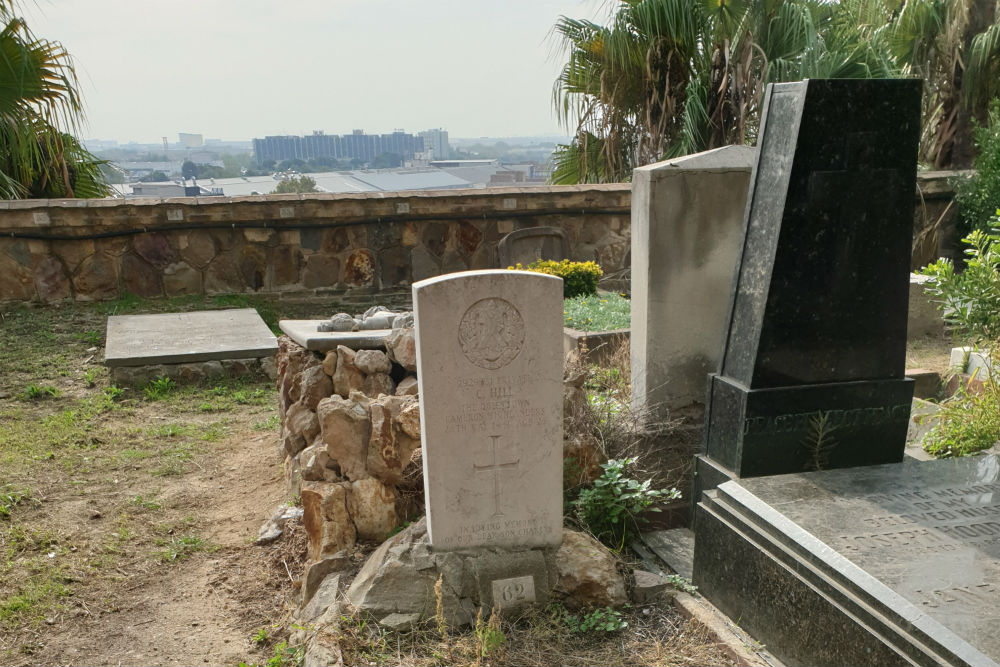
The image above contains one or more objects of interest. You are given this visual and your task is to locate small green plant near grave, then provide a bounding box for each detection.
[574,457,680,550]
[144,377,175,401]
[239,640,303,667]
[252,627,270,646]
[155,534,209,562]
[511,259,603,298]
[0,487,32,519]
[563,292,631,331]
[923,365,1000,457]
[252,414,280,431]
[82,368,99,387]
[474,608,507,660]
[201,421,227,442]
[103,385,125,402]
[565,606,628,634]
[803,411,837,471]
[75,330,101,346]
[24,384,58,400]
[920,211,1000,343]
[151,423,188,438]
[666,574,698,594]
[130,495,162,511]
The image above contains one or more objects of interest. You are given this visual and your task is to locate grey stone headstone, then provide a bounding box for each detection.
[413,269,563,550]
[497,227,568,268]
[104,308,277,367]
[630,145,754,417]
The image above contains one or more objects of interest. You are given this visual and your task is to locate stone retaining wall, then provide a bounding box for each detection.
[0,173,957,304]
[0,185,630,304]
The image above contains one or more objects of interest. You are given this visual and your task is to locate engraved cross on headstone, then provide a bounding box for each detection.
[474,435,520,517]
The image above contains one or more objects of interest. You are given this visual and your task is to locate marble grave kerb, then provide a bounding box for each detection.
[412,269,563,551]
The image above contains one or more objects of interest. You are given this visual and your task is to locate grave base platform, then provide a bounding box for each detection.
[693,457,1000,667]
[109,356,276,386]
[705,374,913,478]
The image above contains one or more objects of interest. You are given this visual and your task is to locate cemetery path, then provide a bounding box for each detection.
[7,428,302,667]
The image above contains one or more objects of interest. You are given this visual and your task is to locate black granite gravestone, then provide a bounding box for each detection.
[700,79,922,487]
[694,455,1000,667]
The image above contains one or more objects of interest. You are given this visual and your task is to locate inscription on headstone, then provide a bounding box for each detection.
[413,270,563,550]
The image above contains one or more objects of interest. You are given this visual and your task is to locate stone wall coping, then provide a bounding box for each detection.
[0,184,632,233]
[0,183,630,209]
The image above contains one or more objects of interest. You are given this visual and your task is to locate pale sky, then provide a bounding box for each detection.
[24,0,603,143]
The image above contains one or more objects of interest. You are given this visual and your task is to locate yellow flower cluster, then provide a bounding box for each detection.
[508,259,603,298]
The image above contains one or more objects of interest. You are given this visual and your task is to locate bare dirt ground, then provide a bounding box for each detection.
[18,430,300,667]
[0,299,308,666]
[2,417,304,666]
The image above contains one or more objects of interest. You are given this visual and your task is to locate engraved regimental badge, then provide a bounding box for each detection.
[458,298,525,370]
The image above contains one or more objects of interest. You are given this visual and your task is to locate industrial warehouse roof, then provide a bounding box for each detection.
[118,163,547,198]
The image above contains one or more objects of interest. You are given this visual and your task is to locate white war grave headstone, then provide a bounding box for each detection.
[413,269,563,551]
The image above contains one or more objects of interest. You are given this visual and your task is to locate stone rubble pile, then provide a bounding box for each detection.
[276,315,421,561]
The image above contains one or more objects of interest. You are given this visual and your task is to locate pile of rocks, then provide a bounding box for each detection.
[276,318,421,561]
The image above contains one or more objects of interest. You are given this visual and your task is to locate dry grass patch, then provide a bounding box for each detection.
[331,602,737,666]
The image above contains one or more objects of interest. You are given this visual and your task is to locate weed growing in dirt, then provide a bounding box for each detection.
[75,331,101,346]
[564,606,629,634]
[144,377,175,401]
[238,640,303,667]
[473,608,506,661]
[24,384,59,400]
[253,414,280,431]
[155,534,210,562]
[575,458,679,550]
[130,495,162,511]
[0,487,32,518]
[0,572,69,629]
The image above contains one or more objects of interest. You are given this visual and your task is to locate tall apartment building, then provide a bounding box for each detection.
[419,128,450,160]
[253,129,425,165]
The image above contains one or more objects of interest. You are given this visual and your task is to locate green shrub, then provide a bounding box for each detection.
[920,212,1000,342]
[954,100,1000,240]
[923,364,1000,458]
[574,457,679,549]
[511,259,603,298]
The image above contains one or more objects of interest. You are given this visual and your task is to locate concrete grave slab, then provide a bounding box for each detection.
[278,320,391,352]
[105,308,277,367]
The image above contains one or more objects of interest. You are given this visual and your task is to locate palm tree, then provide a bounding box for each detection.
[873,0,1000,167]
[550,0,898,183]
[0,1,109,198]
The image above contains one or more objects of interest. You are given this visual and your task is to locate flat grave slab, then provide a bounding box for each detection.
[695,455,1000,666]
[278,320,391,352]
[105,308,277,367]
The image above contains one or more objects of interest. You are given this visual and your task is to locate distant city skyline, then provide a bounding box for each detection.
[24,0,602,144]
